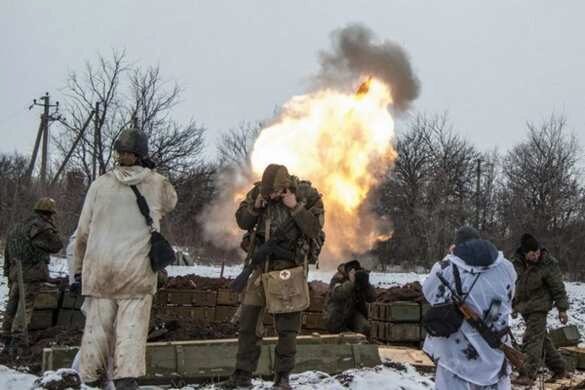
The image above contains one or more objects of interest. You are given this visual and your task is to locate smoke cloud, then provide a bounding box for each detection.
[315,23,420,111]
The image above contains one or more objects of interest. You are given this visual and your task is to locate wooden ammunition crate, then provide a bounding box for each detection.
[216,289,239,306]
[214,306,237,323]
[368,303,386,321]
[30,309,55,330]
[560,347,585,370]
[56,309,85,328]
[61,292,84,310]
[385,301,421,323]
[42,333,377,379]
[302,312,326,331]
[550,325,581,348]
[34,287,61,310]
[158,306,215,325]
[371,321,421,343]
[156,289,217,307]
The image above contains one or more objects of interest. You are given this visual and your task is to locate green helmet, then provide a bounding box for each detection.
[114,127,149,158]
[33,197,57,214]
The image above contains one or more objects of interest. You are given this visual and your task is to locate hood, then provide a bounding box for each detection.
[451,239,500,270]
[337,259,362,274]
[113,165,151,186]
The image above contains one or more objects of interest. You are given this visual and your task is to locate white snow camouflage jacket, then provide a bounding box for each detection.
[423,239,517,386]
[73,166,177,298]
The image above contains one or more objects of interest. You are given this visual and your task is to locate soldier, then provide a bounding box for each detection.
[73,127,177,390]
[423,226,517,390]
[225,164,324,390]
[511,233,569,386]
[323,259,376,337]
[2,197,63,355]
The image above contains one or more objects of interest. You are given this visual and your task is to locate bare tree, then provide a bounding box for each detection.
[216,121,262,171]
[54,52,206,183]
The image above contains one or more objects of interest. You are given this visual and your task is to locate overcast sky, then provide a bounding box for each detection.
[1,1,584,160]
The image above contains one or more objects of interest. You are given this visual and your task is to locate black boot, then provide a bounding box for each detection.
[273,372,291,390]
[221,369,253,389]
[113,377,139,390]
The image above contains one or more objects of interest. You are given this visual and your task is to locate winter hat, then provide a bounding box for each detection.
[455,226,481,246]
[260,164,291,198]
[520,233,540,253]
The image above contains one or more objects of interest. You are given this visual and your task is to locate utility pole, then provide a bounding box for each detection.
[475,158,482,230]
[27,93,60,186]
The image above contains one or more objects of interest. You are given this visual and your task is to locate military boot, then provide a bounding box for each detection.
[2,336,17,359]
[546,370,569,382]
[113,377,139,390]
[272,372,291,390]
[220,369,253,389]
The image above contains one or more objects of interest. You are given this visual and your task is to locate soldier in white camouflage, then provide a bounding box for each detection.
[2,198,63,355]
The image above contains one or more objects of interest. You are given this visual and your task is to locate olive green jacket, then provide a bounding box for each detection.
[512,249,569,315]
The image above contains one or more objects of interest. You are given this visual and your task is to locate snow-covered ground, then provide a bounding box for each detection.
[2,256,585,389]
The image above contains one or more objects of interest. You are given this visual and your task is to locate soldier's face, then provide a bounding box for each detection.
[118,152,138,166]
[268,189,284,200]
[525,249,541,262]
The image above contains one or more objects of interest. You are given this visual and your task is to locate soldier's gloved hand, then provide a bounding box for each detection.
[559,311,569,325]
[511,311,518,319]
[70,273,82,295]
[355,270,370,289]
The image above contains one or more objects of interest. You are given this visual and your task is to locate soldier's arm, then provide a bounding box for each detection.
[30,227,63,254]
[545,259,570,312]
[73,182,98,274]
[291,191,324,239]
[329,274,354,302]
[161,176,178,215]
[235,186,261,230]
[364,283,377,303]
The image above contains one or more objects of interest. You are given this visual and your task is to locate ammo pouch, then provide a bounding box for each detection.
[261,265,310,314]
[422,264,466,338]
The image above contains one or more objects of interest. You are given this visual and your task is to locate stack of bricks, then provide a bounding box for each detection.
[369,301,428,344]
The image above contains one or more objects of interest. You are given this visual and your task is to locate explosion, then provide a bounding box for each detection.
[250,77,397,262]
[200,24,419,267]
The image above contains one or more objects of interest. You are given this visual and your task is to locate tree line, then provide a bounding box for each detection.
[0,53,583,278]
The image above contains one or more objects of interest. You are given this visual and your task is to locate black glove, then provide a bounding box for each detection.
[354,270,370,290]
[70,273,82,295]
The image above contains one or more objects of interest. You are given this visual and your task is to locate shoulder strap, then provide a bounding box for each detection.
[452,263,481,303]
[130,185,154,229]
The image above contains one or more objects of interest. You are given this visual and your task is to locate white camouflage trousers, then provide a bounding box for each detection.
[435,365,511,390]
[79,295,152,383]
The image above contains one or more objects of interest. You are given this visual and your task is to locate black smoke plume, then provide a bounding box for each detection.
[316,23,420,111]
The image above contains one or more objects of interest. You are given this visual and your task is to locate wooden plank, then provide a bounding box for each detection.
[378,345,434,372]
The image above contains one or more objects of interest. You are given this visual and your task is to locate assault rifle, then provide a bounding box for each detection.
[230,224,296,293]
[230,194,322,293]
[437,272,526,370]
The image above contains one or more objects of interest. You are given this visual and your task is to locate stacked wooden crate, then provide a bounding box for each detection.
[368,301,425,344]
[156,288,217,325]
[30,285,62,330]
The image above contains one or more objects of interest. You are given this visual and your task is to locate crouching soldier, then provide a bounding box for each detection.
[73,127,177,390]
[225,164,324,390]
[512,233,570,386]
[2,198,63,356]
[323,259,376,337]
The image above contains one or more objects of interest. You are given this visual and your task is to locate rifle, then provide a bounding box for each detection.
[15,259,30,348]
[437,272,526,370]
[230,194,322,293]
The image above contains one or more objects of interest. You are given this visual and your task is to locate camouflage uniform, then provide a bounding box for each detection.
[233,171,324,382]
[2,212,63,338]
[512,249,569,379]
[323,261,376,336]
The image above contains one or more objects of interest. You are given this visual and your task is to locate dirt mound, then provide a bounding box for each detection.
[149,319,238,341]
[163,275,232,290]
[375,281,426,303]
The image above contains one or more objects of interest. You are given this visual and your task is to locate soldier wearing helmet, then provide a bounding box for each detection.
[74,126,177,389]
[2,197,63,355]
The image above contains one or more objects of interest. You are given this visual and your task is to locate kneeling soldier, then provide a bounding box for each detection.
[323,259,376,337]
